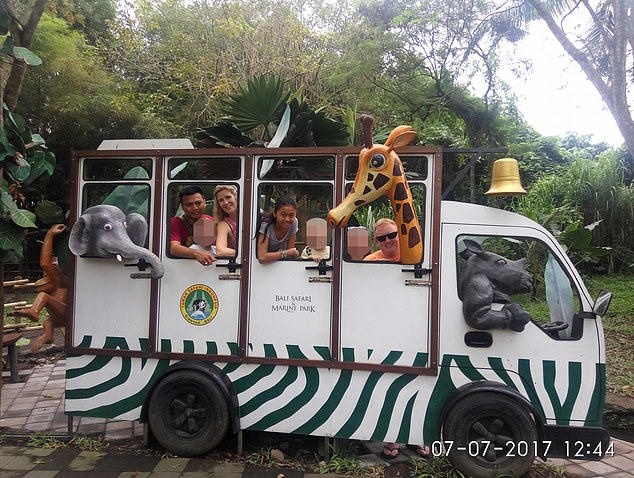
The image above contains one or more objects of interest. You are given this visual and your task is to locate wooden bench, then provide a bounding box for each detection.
[2,333,22,382]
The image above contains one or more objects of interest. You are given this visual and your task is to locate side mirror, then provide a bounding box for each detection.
[592,289,612,316]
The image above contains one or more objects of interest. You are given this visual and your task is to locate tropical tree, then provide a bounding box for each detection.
[508,0,633,158]
[17,14,170,207]
[0,3,55,378]
[196,75,350,148]
[0,0,47,111]
[0,1,55,262]
[49,0,117,45]
[99,0,342,136]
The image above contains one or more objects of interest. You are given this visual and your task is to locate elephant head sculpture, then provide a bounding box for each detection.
[69,204,164,279]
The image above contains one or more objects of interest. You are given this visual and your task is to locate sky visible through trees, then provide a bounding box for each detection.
[497,21,623,146]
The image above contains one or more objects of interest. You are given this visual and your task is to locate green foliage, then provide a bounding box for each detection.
[245,448,277,467]
[281,98,350,147]
[49,0,117,45]
[70,435,109,452]
[102,166,150,216]
[27,434,66,449]
[315,454,366,475]
[410,455,467,478]
[353,201,393,241]
[34,200,65,224]
[513,152,634,273]
[221,75,290,137]
[0,9,42,65]
[197,74,350,148]
[585,274,634,399]
[316,440,382,476]
[0,106,55,261]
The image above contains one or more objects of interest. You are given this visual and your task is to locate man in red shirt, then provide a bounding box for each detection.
[170,186,216,266]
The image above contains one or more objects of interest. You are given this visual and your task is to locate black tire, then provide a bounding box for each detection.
[148,369,230,456]
[442,392,537,478]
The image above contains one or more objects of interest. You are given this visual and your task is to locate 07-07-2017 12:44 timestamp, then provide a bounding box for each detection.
[429,440,615,458]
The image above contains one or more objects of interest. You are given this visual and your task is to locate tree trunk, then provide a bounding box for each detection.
[2,0,48,111]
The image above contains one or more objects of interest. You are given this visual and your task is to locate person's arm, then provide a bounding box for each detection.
[215,221,236,257]
[257,233,280,263]
[285,219,300,257]
[170,241,216,266]
[256,232,299,263]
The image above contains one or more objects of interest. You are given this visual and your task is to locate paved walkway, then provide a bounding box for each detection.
[1,360,634,477]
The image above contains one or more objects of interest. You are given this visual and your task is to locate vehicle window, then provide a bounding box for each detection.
[83,158,153,181]
[342,184,425,262]
[82,183,150,220]
[167,183,240,258]
[345,154,428,181]
[456,235,583,340]
[168,157,241,180]
[256,183,332,260]
[258,155,335,180]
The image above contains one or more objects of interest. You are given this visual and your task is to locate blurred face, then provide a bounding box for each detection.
[274,205,297,231]
[216,188,237,215]
[181,192,206,222]
[373,222,399,259]
[306,218,328,250]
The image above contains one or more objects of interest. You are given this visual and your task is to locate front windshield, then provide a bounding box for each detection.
[456,235,582,340]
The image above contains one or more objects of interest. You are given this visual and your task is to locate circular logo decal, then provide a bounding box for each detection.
[180,284,219,326]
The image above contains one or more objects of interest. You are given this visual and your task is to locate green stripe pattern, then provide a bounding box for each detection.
[65,338,605,443]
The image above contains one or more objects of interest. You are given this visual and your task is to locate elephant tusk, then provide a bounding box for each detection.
[116,254,122,262]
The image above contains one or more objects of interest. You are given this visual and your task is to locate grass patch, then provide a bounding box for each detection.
[26,434,66,449]
[69,435,110,452]
[585,275,634,399]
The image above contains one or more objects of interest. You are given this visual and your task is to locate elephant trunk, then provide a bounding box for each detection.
[120,245,164,279]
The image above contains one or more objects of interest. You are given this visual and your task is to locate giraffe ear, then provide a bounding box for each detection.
[388,131,417,152]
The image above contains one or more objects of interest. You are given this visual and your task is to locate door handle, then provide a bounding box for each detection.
[215,259,241,273]
[305,260,333,276]
[401,264,431,279]
[124,258,155,272]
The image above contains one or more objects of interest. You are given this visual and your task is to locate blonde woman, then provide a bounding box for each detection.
[213,185,238,256]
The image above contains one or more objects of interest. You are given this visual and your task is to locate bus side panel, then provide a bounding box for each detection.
[72,262,153,350]
[65,349,604,447]
[65,355,435,445]
[65,355,173,420]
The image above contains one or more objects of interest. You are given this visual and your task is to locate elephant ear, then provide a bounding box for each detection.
[69,215,91,256]
[126,213,148,247]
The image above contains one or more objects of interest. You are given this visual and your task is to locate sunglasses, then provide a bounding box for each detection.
[375,231,398,242]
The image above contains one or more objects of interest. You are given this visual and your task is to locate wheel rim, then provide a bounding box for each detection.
[169,391,209,437]
[466,416,518,464]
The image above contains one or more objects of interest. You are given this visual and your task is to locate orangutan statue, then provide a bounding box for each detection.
[11,224,67,353]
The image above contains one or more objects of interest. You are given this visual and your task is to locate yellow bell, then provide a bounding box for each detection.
[485,157,527,196]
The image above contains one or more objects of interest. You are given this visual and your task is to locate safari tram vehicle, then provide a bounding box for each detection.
[66,118,613,478]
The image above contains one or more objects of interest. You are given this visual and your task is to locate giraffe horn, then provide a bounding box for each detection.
[361,114,374,148]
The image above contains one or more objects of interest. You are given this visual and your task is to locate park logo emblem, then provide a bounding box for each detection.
[180,284,219,326]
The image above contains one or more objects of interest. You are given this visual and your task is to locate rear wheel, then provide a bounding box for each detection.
[442,392,537,478]
[148,369,229,456]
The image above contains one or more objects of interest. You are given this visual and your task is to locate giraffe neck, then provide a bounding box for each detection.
[386,169,423,264]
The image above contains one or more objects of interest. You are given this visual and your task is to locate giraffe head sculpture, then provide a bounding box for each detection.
[328,115,423,264]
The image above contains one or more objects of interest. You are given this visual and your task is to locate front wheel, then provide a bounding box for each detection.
[148,369,230,456]
[442,392,537,478]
